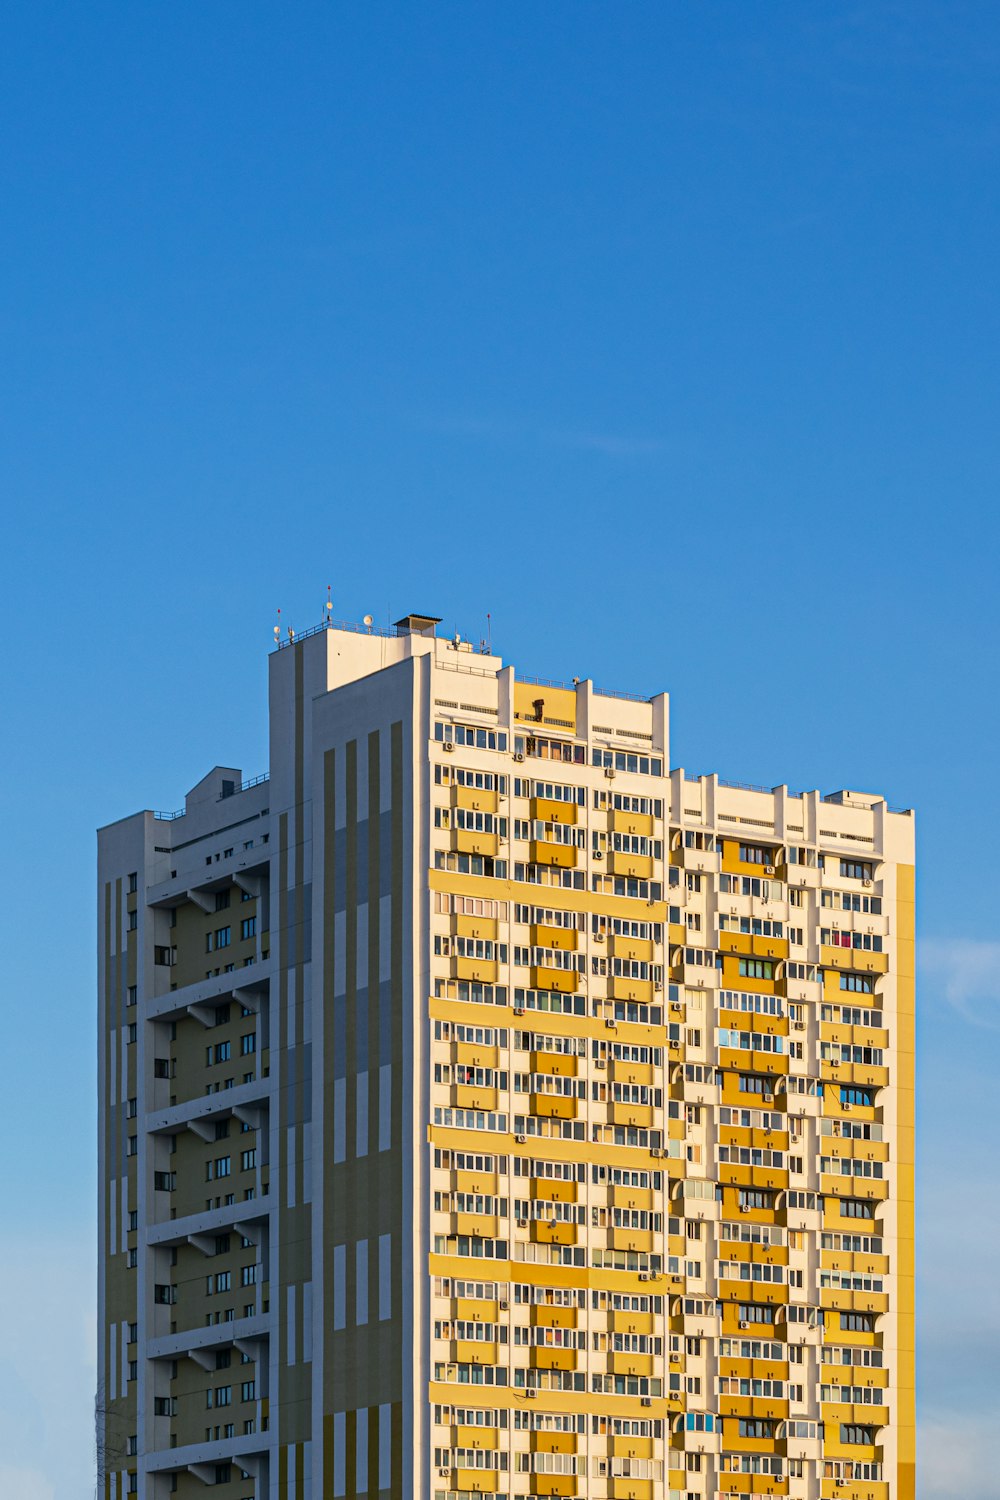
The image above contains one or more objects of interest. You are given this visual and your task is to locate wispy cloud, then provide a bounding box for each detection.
[412,411,665,458]
[921,1415,997,1500]
[0,1468,55,1500]
[546,428,664,457]
[0,1233,96,1500]
[919,938,1000,1029]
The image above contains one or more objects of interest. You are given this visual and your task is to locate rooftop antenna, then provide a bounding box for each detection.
[325,585,333,625]
[487,612,492,653]
[273,607,281,647]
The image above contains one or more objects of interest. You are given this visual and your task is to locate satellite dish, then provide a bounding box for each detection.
[363,615,373,628]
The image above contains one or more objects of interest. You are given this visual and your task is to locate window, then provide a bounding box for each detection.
[738,1190,774,1211]
[240,1033,256,1055]
[128,872,138,893]
[738,1419,774,1438]
[206,1157,231,1181]
[241,917,256,940]
[841,1086,875,1107]
[241,1150,257,1172]
[840,860,874,881]
[841,1198,875,1220]
[215,890,231,912]
[127,985,137,1007]
[738,1302,775,1324]
[206,1386,232,1409]
[840,973,874,993]
[591,747,662,775]
[241,1263,258,1285]
[127,910,138,931]
[839,1312,874,1332]
[738,959,773,979]
[207,926,231,952]
[841,1424,874,1445]
[734,846,773,870]
[436,722,508,751]
[241,1381,256,1402]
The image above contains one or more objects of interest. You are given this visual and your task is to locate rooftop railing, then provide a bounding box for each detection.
[594,686,650,704]
[519,672,650,703]
[153,773,269,821]
[220,773,269,799]
[274,616,397,648]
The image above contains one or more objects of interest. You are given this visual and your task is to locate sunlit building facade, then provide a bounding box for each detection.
[98,612,914,1500]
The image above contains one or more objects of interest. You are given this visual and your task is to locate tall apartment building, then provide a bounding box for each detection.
[98,613,914,1500]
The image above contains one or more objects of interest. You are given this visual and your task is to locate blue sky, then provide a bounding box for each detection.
[0,4,997,1494]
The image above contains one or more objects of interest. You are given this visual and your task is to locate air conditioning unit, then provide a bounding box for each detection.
[763,1094,774,1104]
[605,768,616,779]
[443,742,455,753]
[605,1019,616,1029]
[517,1218,528,1228]
[499,1299,508,1310]
[863,879,872,887]
[439,1469,451,1478]
[669,1352,680,1363]
[739,1320,749,1329]
[654,982,663,992]
[671,1001,682,1012]
[671,1274,682,1284]
[593,849,604,859]
[842,1103,851,1112]
[513,752,525,763]
[649,1147,663,1158]
[513,1006,525,1016]
[739,1204,750,1213]
[525,1389,536,1399]
[594,932,605,943]
[794,1022,805,1031]
[765,866,775,875]
[640,1397,652,1407]
[638,1272,650,1282]
[669,1040,679,1050]
[515,1134,527,1144]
